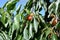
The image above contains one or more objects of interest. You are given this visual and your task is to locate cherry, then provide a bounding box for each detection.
[27,15,32,21]
[52,18,57,26]
[27,13,34,21]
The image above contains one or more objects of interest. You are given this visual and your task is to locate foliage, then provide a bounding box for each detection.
[0,0,60,40]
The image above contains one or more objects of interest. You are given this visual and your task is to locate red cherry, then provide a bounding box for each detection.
[52,18,57,26]
[27,15,32,21]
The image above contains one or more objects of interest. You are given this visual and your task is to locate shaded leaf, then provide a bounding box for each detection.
[6,0,19,10]
[40,32,44,40]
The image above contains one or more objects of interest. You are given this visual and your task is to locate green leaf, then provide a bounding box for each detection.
[1,31,10,40]
[0,8,4,14]
[40,33,44,40]
[39,15,47,28]
[7,15,12,26]
[36,1,42,11]
[10,14,21,37]
[42,37,46,40]
[16,5,22,14]
[33,18,39,33]
[24,9,30,14]
[12,14,20,30]
[0,9,5,25]
[51,33,58,40]
[1,11,8,27]
[0,31,10,40]
[25,0,33,10]
[0,9,11,27]
[0,36,3,40]
[1,13,6,25]
[0,33,4,40]
[48,2,56,14]
[44,28,51,37]
[56,22,60,29]
[6,0,19,10]
[3,1,8,8]
[23,23,29,40]
[39,15,45,23]
[29,23,33,39]
[16,35,22,40]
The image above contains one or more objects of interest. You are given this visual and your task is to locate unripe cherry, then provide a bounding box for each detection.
[30,13,34,16]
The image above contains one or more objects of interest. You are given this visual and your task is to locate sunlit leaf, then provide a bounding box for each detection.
[23,23,29,40]
[44,28,51,37]
[51,33,58,40]
[29,23,33,39]
[33,18,39,33]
